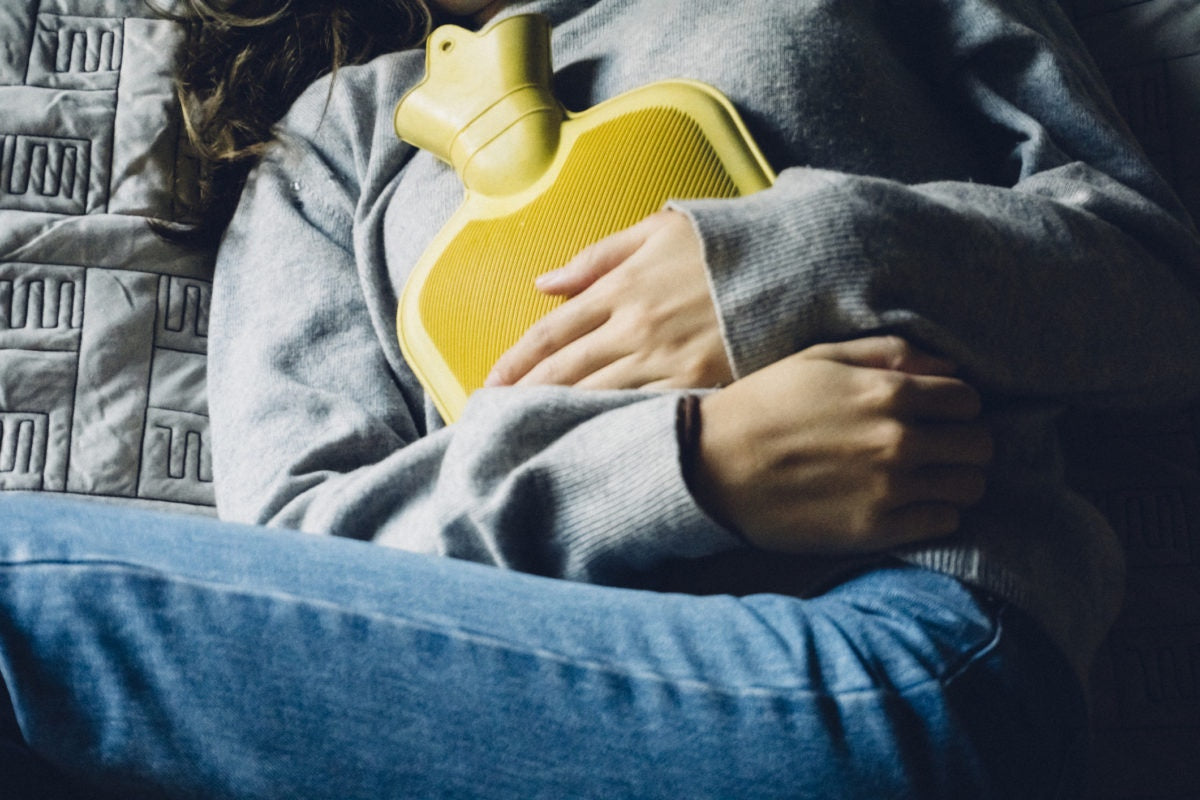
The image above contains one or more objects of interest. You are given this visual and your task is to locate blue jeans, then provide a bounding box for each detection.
[0,494,1085,799]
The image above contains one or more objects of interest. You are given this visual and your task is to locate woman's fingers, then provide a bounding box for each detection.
[833,466,987,549]
[488,210,728,389]
[513,327,629,387]
[685,345,996,555]
[485,300,610,386]
[534,217,653,295]
[487,223,648,386]
[885,421,994,467]
[872,372,983,422]
[802,335,958,376]
[881,503,963,544]
[896,465,989,507]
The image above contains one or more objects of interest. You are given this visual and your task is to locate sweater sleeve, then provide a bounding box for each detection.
[207,65,740,585]
[671,0,1200,407]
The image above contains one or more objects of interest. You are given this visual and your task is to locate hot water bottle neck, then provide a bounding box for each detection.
[394,13,774,422]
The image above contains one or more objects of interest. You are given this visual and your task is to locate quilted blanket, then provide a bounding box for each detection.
[0,0,214,511]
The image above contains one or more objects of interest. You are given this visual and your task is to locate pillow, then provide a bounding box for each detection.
[0,0,215,512]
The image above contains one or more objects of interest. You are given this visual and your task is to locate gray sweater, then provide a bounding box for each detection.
[209,0,1200,681]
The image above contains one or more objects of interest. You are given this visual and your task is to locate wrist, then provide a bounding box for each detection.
[677,392,746,541]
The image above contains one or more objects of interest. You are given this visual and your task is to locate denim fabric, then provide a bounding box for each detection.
[0,495,1085,799]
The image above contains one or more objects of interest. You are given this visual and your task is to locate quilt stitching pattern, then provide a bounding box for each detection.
[0,134,92,214]
[0,0,214,509]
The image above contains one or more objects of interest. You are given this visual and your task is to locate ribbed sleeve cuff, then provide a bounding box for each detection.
[669,168,879,378]
[548,393,744,583]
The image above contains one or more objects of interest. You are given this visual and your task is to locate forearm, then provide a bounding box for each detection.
[672,0,1200,408]
[212,372,740,583]
[676,164,1200,406]
[210,132,740,585]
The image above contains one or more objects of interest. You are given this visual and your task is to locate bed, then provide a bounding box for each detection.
[1,0,1197,795]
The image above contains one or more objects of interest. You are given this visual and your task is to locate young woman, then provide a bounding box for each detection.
[2,0,1199,796]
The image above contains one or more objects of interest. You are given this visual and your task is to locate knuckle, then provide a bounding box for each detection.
[889,373,920,406]
[866,370,910,412]
[526,317,554,351]
[489,361,513,385]
[678,358,709,388]
[802,342,832,361]
[872,419,911,462]
[618,305,653,340]
[869,469,901,503]
[524,358,561,386]
[604,264,636,296]
[576,243,603,274]
[636,299,668,329]
[843,509,876,544]
[883,335,914,368]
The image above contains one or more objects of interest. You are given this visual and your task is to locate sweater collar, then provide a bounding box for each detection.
[482,0,607,30]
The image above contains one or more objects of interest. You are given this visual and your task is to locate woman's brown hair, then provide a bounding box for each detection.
[157,0,434,246]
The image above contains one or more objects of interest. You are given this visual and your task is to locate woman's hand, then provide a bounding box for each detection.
[485,210,734,390]
[689,336,993,554]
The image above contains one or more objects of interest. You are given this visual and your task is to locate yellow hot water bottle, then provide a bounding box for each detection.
[394,13,774,422]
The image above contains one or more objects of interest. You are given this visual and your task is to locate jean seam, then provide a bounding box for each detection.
[819,575,1002,690]
[5,559,977,704]
[940,601,1006,688]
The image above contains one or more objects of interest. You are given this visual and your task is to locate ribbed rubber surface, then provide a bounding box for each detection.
[419,106,739,393]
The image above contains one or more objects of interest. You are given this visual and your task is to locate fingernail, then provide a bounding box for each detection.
[483,371,501,387]
[534,269,562,290]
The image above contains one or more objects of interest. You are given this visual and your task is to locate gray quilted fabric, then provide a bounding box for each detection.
[0,0,214,510]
